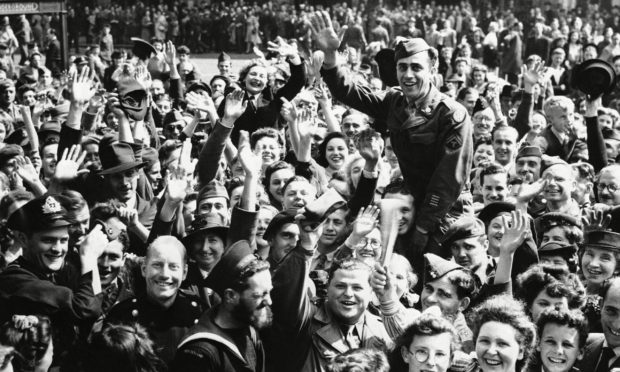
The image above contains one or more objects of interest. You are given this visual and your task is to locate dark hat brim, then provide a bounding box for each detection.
[478,202,515,226]
[98,161,145,175]
[182,226,229,246]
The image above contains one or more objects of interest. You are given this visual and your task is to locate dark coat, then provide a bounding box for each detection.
[105,291,203,365]
[322,66,473,237]
[0,257,102,364]
[575,333,617,372]
[170,307,265,372]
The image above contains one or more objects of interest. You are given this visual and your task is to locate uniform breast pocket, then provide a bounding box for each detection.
[407,131,436,145]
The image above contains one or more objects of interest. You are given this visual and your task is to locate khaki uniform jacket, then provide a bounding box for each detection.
[269,246,392,372]
[322,66,473,234]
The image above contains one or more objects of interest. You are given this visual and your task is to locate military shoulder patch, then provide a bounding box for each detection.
[452,108,466,123]
[446,133,463,150]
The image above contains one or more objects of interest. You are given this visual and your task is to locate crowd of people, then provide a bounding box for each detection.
[3,0,620,371]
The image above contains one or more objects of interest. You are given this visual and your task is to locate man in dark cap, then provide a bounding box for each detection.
[196,180,230,223]
[0,194,108,365]
[172,240,272,372]
[515,145,543,183]
[106,236,202,366]
[162,110,187,141]
[441,216,492,281]
[312,12,472,263]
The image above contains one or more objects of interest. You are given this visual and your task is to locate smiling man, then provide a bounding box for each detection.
[541,161,580,217]
[173,240,272,372]
[578,276,620,372]
[314,12,472,264]
[0,194,107,366]
[271,252,392,372]
[105,236,203,366]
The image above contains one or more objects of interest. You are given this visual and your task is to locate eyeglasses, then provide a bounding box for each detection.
[597,183,620,193]
[406,348,450,364]
[357,238,381,249]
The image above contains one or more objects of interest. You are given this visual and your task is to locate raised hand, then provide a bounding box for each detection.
[186,91,215,113]
[134,64,152,89]
[266,36,298,59]
[70,66,96,104]
[521,59,547,91]
[308,50,325,85]
[280,97,298,124]
[165,166,188,204]
[582,207,612,233]
[14,156,39,185]
[223,89,248,122]
[164,40,177,66]
[516,177,548,204]
[80,224,108,260]
[296,107,317,141]
[499,210,530,255]
[238,130,262,176]
[352,205,380,238]
[313,83,330,105]
[252,45,266,60]
[357,129,383,165]
[309,11,340,53]
[53,145,88,182]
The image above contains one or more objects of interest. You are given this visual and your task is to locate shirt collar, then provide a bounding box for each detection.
[406,85,441,113]
[602,339,620,356]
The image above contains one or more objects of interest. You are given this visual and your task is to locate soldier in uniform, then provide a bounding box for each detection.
[172,240,272,372]
[0,194,107,366]
[310,11,473,267]
[105,235,202,366]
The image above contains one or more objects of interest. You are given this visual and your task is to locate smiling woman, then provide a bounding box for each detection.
[470,295,537,372]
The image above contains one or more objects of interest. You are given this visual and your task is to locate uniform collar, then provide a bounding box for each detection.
[408,85,441,115]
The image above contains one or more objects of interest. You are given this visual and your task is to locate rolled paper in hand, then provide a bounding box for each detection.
[379,198,407,266]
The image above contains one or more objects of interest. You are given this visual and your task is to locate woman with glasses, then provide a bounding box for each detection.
[389,311,457,372]
[470,295,537,372]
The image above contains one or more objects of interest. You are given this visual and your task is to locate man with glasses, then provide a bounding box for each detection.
[162,109,187,140]
[597,164,620,207]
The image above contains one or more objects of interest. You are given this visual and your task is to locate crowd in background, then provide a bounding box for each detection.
[1,0,620,372]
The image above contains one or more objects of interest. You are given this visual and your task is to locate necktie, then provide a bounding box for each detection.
[596,346,615,372]
[248,96,257,113]
[314,253,328,271]
[102,282,120,313]
[344,326,360,350]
